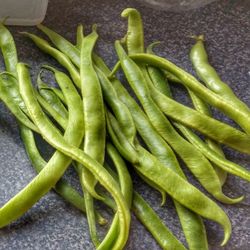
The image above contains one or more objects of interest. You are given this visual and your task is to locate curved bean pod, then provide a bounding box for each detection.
[0,23,18,74]
[190,35,250,133]
[37,73,68,119]
[147,43,227,186]
[21,32,81,88]
[121,8,144,54]
[17,63,130,250]
[131,53,250,139]
[95,56,209,250]
[0,63,84,228]
[79,26,106,247]
[115,41,240,204]
[37,24,81,67]
[97,143,133,250]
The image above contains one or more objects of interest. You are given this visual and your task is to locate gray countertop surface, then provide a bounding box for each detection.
[0,0,250,249]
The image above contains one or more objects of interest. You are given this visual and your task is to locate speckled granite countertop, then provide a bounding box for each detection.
[0,0,249,249]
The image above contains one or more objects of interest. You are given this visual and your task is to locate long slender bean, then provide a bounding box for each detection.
[37,24,81,68]
[17,63,130,250]
[115,41,241,204]
[190,35,250,127]
[21,32,81,88]
[37,72,68,119]
[147,43,227,186]
[95,54,209,250]
[107,106,231,246]
[0,63,85,228]
[131,53,250,135]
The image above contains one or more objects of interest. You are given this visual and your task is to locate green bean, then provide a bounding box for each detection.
[107,107,231,246]
[0,74,39,133]
[164,70,183,84]
[96,61,168,206]
[173,123,248,184]
[95,66,136,145]
[108,114,231,245]
[147,43,227,186]
[76,24,84,50]
[115,41,241,204]
[20,126,83,210]
[132,192,187,250]
[21,32,81,88]
[40,64,100,246]
[106,110,138,164]
[37,24,81,68]
[134,145,231,246]
[17,63,130,250]
[105,165,187,250]
[0,23,18,74]
[188,91,227,185]
[37,72,68,119]
[79,26,106,247]
[121,8,144,54]
[97,143,133,250]
[21,125,109,225]
[0,23,100,225]
[146,43,172,97]
[136,171,167,206]
[80,26,106,194]
[190,35,250,132]
[146,44,240,185]
[36,91,68,129]
[38,82,67,105]
[131,53,250,137]
[95,56,209,250]
[0,62,85,228]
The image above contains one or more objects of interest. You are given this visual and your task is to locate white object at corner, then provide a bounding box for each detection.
[0,0,48,26]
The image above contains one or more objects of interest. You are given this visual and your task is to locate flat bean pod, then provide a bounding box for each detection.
[37,73,68,119]
[17,63,130,250]
[0,63,85,228]
[21,32,81,88]
[115,41,239,204]
[37,24,81,67]
[147,43,227,186]
[79,26,106,247]
[0,23,18,74]
[95,55,209,250]
[131,53,250,140]
[190,35,250,135]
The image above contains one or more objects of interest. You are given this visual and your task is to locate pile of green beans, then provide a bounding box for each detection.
[0,7,249,250]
